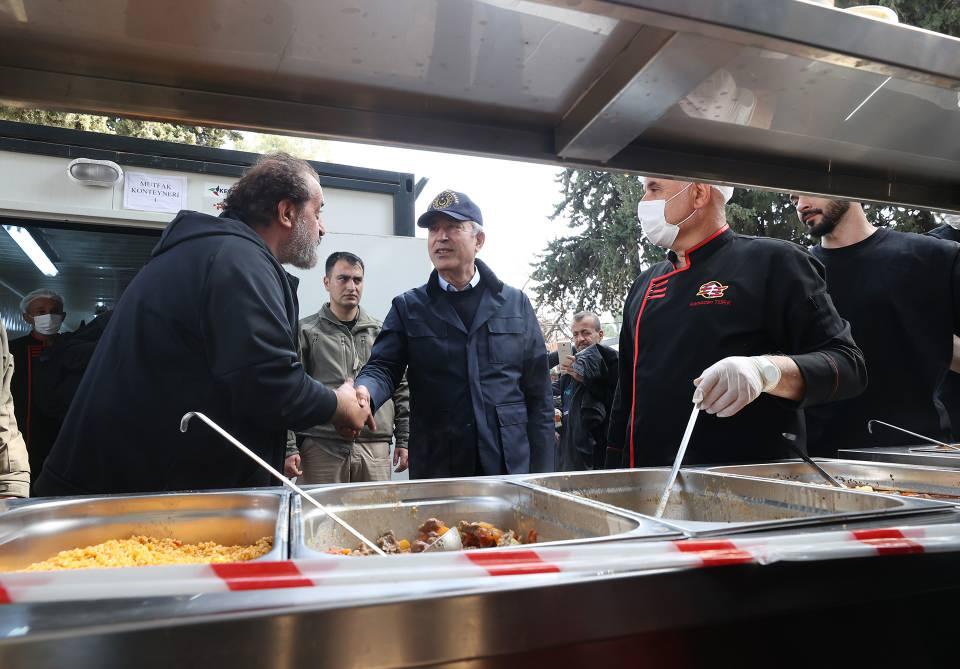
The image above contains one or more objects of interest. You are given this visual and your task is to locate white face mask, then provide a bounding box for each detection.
[32,314,63,335]
[637,183,696,250]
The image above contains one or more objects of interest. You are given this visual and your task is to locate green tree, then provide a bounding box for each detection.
[836,0,960,36]
[0,107,240,148]
[726,190,805,244]
[530,170,655,317]
[724,192,936,238]
[235,131,332,162]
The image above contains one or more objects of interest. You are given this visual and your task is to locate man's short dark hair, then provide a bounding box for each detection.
[325,251,365,276]
[223,152,317,228]
[573,311,602,331]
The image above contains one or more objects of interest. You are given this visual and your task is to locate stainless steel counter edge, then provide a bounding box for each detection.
[2,549,958,668]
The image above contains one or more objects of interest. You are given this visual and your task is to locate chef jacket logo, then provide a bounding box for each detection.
[696,281,729,299]
[432,190,459,210]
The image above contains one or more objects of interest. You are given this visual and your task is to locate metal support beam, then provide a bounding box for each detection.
[556,29,740,162]
[606,140,960,213]
[547,0,960,89]
[0,66,557,166]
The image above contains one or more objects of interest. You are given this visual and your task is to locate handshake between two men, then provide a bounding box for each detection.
[329,380,408,473]
[331,379,376,438]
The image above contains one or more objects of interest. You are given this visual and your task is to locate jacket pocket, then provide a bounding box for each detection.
[408,319,447,371]
[487,317,524,364]
[496,402,530,455]
[0,443,8,476]
[356,329,375,367]
[408,319,443,338]
[307,331,349,385]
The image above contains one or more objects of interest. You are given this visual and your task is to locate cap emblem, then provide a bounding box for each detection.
[432,190,459,210]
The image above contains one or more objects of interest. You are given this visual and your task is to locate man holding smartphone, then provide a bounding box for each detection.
[551,313,618,470]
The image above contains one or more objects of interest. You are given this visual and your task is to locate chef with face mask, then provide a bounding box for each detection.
[605,177,867,469]
[10,289,66,487]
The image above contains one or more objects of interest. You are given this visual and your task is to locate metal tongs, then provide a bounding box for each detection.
[782,433,846,489]
[867,419,960,453]
[654,403,700,518]
[180,411,386,556]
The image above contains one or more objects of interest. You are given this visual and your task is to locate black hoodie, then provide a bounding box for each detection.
[35,210,337,496]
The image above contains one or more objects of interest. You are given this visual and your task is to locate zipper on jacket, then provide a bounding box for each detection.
[341,335,351,376]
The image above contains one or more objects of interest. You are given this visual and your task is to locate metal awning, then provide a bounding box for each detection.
[0,0,957,209]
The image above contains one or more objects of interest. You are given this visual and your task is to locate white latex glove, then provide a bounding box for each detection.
[693,356,781,418]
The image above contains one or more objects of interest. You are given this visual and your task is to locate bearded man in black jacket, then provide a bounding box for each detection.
[36,153,372,496]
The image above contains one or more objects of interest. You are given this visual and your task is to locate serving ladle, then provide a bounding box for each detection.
[180,411,385,556]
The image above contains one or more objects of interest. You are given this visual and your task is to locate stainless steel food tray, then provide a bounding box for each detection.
[0,490,288,571]
[291,478,678,558]
[839,446,960,470]
[519,469,950,536]
[707,459,960,502]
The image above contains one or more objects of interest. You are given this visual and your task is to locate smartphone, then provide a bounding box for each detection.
[557,341,573,373]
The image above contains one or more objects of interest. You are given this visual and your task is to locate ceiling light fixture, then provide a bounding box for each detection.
[67,158,124,187]
[2,225,58,276]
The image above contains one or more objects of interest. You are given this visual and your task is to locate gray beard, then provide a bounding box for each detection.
[280,212,320,269]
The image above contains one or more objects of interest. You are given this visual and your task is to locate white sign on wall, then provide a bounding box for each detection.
[203,182,232,214]
[123,172,188,213]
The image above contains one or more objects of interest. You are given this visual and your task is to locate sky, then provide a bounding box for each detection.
[326,140,572,293]
[238,132,573,294]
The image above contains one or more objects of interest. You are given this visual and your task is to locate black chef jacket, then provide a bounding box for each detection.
[607,226,866,468]
[9,333,62,485]
[926,224,960,439]
[806,228,960,454]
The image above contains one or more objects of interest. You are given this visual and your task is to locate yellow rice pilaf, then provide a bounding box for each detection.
[20,535,273,571]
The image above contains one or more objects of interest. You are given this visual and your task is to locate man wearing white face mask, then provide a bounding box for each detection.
[10,289,66,487]
[605,178,866,468]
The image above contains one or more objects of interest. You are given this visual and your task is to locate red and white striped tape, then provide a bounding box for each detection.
[0,524,955,604]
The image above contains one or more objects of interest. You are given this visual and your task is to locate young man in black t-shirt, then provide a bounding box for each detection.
[793,195,960,454]
[926,215,960,438]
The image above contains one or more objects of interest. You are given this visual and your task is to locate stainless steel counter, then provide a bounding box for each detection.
[839,446,960,469]
[1,546,957,668]
[1,466,959,667]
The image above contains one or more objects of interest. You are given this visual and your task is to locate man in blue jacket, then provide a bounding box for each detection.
[356,190,554,478]
[35,153,372,496]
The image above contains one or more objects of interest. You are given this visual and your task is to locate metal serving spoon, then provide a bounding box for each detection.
[867,419,960,452]
[654,403,700,518]
[180,411,386,556]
